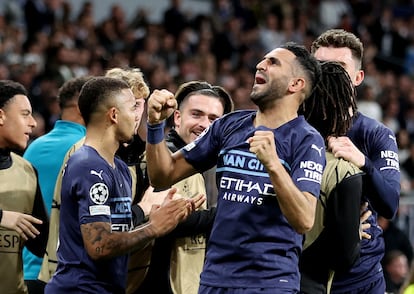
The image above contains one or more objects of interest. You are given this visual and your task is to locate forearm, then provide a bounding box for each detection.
[362,157,400,219]
[268,164,316,233]
[146,145,195,190]
[81,222,157,260]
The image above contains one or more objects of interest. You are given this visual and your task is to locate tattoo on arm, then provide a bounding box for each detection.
[80,222,156,260]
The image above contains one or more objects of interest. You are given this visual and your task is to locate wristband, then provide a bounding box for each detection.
[147,121,166,144]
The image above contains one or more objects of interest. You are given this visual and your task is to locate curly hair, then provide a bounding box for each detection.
[105,67,150,99]
[311,29,364,70]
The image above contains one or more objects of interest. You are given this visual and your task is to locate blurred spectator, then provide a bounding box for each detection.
[23,0,62,47]
[402,141,414,190]
[317,0,352,33]
[397,129,412,163]
[383,250,409,294]
[378,216,414,266]
[163,0,188,38]
[401,259,414,294]
[258,12,284,53]
[357,84,383,122]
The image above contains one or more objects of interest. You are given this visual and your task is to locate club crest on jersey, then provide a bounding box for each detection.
[89,182,109,204]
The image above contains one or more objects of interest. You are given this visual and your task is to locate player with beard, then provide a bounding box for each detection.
[145,43,325,293]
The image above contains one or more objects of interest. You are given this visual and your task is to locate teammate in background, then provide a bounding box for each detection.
[38,67,171,288]
[135,81,233,294]
[0,80,49,294]
[299,61,365,293]
[145,43,325,293]
[311,28,401,294]
[45,77,203,293]
[23,76,90,293]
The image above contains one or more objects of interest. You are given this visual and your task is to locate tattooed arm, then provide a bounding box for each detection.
[81,189,204,260]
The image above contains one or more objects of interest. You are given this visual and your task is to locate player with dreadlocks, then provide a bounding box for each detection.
[301,61,357,140]
[312,29,400,294]
[299,61,365,294]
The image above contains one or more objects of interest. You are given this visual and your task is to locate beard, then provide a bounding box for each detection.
[250,79,288,110]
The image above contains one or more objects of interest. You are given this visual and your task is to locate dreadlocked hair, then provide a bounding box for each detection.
[299,61,357,142]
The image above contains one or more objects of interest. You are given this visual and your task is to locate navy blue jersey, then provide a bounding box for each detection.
[181,110,326,291]
[332,112,401,292]
[46,145,133,294]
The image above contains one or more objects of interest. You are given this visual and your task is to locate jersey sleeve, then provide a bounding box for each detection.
[362,125,400,219]
[181,120,221,172]
[67,161,113,225]
[290,131,326,198]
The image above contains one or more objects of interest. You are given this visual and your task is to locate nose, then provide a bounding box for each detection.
[256,59,266,71]
[199,115,210,129]
[30,114,37,129]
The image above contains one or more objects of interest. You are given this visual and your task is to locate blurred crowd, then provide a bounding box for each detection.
[2,0,414,193]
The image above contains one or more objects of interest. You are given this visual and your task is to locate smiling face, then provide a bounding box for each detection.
[0,94,37,150]
[174,94,225,144]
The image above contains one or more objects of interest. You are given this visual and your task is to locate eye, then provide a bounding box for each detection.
[208,115,219,123]
[268,57,279,65]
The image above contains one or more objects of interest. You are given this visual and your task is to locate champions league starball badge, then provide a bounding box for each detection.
[89,183,109,204]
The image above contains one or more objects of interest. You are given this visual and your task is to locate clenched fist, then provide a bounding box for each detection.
[147,89,177,124]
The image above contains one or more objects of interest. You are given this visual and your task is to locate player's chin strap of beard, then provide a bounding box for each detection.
[116,134,146,165]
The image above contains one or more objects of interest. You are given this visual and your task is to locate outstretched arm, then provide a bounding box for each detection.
[81,188,203,260]
[146,89,197,189]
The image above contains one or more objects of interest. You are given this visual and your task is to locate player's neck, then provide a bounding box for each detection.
[84,130,119,167]
[256,104,298,129]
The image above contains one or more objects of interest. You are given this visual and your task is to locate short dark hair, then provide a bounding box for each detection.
[0,80,28,108]
[167,81,233,128]
[281,42,321,98]
[175,81,234,115]
[311,29,364,69]
[58,76,92,109]
[78,77,130,125]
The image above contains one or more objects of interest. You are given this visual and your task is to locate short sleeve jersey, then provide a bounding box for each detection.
[48,145,133,294]
[181,110,326,291]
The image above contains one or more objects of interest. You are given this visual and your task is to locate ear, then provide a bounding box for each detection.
[0,109,5,126]
[173,110,181,128]
[288,78,305,93]
[108,107,118,124]
[354,69,364,87]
